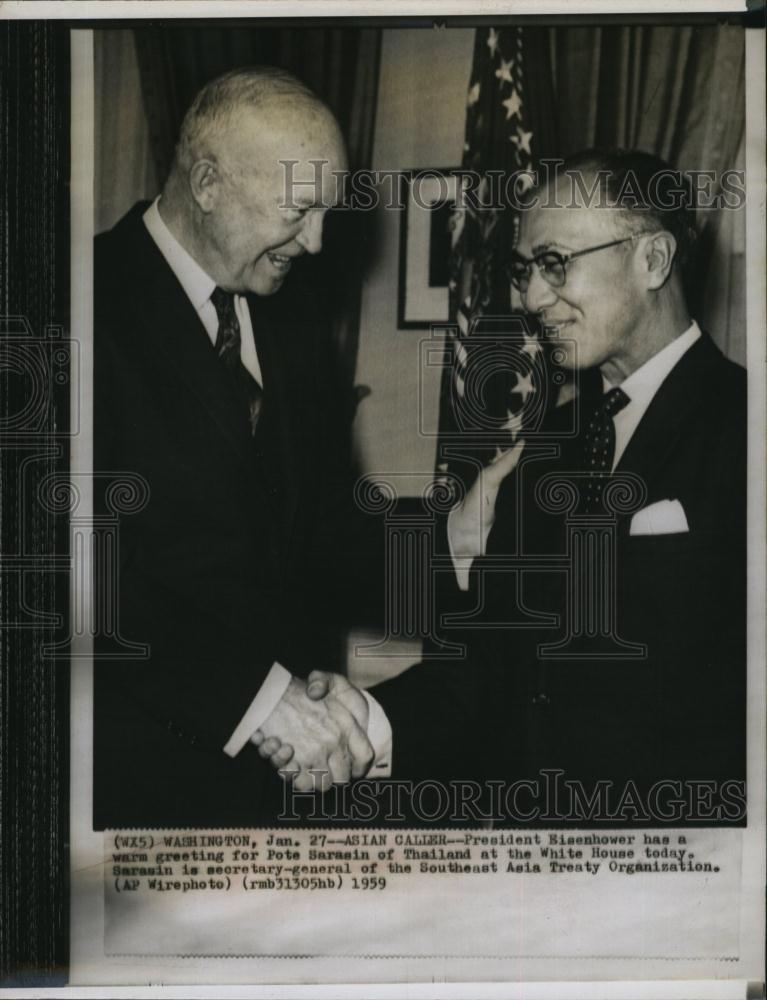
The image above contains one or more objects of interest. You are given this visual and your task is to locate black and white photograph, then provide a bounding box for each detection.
[0,2,765,995]
[89,16,752,829]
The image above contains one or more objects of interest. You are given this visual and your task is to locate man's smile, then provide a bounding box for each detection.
[541,318,574,333]
[265,251,295,272]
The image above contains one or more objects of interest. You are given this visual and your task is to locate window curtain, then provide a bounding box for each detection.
[550,22,746,362]
[94,30,159,234]
[133,26,380,184]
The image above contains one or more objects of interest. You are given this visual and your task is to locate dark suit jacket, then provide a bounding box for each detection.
[377,332,746,825]
[93,202,377,828]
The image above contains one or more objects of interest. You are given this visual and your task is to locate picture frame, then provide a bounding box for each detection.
[398,168,460,328]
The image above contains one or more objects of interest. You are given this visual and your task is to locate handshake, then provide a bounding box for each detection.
[251,672,374,791]
[248,441,527,794]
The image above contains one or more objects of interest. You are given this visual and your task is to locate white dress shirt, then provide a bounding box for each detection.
[143,199,263,384]
[609,320,701,468]
[142,199,392,775]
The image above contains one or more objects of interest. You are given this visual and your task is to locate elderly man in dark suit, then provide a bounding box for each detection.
[93,67,387,829]
[292,149,746,825]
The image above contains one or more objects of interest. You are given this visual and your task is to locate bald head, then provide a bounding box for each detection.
[173,66,339,174]
[160,67,347,297]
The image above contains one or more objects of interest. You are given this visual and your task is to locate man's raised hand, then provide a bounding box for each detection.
[449,440,526,563]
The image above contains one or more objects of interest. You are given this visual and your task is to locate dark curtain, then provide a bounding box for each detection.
[551,24,744,167]
[133,25,382,434]
[550,23,746,360]
[134,25,381,178]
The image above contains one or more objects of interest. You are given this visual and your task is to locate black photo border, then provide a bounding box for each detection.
[0,6,764,990]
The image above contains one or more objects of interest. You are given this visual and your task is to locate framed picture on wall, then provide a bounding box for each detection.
[398,168,460,328]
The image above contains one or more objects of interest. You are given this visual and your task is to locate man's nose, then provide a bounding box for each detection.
[522,264,558,314]
[296,211,324,255]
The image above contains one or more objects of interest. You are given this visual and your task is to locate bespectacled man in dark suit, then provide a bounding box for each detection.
[287,149,746,825]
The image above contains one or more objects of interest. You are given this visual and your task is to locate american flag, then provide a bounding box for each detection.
[435,26,557,496]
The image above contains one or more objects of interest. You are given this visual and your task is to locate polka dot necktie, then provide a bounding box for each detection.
[581,386,630,513]
[210,287,263,436]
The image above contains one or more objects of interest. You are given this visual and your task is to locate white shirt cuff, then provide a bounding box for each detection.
[361,689,392,777]
[223,661,292,757]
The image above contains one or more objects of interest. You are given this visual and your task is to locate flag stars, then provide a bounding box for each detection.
[511,126,533,155]
[502,89,522,120]
[495,58,514,85]
[467,82,481,107]
[521,331,541,358]
[512,370,535,401]
[487,28,499,57]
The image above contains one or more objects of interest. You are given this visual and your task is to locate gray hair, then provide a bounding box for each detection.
[173,66,325,172]
[555,148,698,274]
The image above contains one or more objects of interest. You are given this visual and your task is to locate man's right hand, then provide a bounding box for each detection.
[449,440,526,564]
[252,676,373,792]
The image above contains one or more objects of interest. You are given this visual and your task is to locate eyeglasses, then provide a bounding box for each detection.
[507,236,636,293]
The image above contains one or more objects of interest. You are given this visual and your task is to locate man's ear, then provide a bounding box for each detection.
[188,159,221,213]
[640,230,677,290]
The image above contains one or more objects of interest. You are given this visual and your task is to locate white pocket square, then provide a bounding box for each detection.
[629,498,689,536]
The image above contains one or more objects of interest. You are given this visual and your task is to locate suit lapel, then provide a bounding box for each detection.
[118,207,315,550]
[126,209,254,468]
[614,333,721,494]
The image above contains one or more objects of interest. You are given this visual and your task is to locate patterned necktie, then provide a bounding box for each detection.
[581,386,630,513]
[210,286,262,435]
